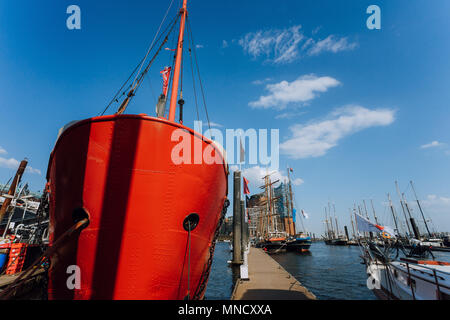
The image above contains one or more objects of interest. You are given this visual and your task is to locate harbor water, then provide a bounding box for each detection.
[205,241,450,300]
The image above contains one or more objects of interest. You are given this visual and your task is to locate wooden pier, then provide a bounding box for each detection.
[231,247,316,300]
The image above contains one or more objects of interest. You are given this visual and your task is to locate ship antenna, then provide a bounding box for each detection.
[168,0,188,122]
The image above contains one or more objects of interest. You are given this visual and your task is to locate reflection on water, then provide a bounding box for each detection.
[206,241,450,300]
[205,241,234,300]
[272,242,376,300]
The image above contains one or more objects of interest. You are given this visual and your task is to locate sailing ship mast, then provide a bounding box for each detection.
[387,193,400,236]
[395,180,412,236]
[286,168,296,235]
[402,192,421,239]
[410,180,432,238]
[168,0,188,122]
[333,204,339,236]
[370,199,379,225]
[350,209,356,239]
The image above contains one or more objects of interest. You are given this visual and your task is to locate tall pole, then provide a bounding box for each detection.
[395,181,412,236]
[327,204,334,238]
[387,193,400,236]
[168,0,188,122]
[370,199,379,225]
[403,192,420,239]
[287,168,295,235]
[0,159,27,222]
[333,204,339,236]
[410,181,432,238]
[232,171,242,264]
[324,208,329,239]
[350,209,356,239]
[363,200,370,220]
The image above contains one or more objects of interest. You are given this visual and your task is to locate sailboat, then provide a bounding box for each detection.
[285,169,311,253]
[255,173,288,253]
[356,213,450,300]
[46,0,229,300]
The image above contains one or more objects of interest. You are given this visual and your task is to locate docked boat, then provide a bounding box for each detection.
[356,212,450,300]
[286,233,311,252]
[364,244,450,300]
[46,0,229,300]
[333,235,348,246]
[323,204,348,246]
[261,234,287,253]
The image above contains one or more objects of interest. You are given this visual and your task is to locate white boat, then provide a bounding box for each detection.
[355,212,450,300]
[366,257,450,300]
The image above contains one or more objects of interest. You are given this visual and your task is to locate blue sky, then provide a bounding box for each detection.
[1,0,449,235]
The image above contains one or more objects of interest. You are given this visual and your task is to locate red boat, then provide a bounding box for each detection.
[46,0,229,300]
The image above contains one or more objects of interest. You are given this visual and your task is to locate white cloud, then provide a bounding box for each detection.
[417,194,450,231]
[196,44,204,49]
[251,78,273,85]
[249,75,340,109]
[238,25,304,64]
[275,111,306,120]
[280,106,396,159]
[0,157,41,175]
[421,194,450,215]
[420,141,445,149]
[307,35,358,56]
[241,165,304,192]
[0,146,7,155]
[237,25,358,64]
[203,121,223,128]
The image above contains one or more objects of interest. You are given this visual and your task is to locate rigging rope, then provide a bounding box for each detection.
[130,0,176,92]
[100,11,180,116]
[116,13,181,114]
[186,17,211,133]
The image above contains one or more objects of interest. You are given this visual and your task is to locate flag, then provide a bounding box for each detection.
[289,168,293,173]
[301,209,309,219]
[240,138,245,163]
[245,195,250,207]
[355,213,396,238]
[243,177,250,195]
[292,208,297,223]
[160,66,172,96]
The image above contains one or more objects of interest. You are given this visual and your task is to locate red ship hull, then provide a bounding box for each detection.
[46,114,228,299]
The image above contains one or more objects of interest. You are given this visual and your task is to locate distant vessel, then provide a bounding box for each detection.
[46,0,228,300]
[248,168,311,254]
[286,232,311,252]
[323,203,348,246]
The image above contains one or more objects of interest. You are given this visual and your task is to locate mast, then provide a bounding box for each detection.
[0,159,27,222]
[168,0,188,122]
[402,192,421,239]
[324,207,330,239]
[370,199,379,225]
[395,180,412,236]
[410,180,432,238]
[387,193,400,236]
[333,204,339,236]
[350,209,356,239]
[363,200,370,220]
[287,168,296,235]
[328,202,334,237]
